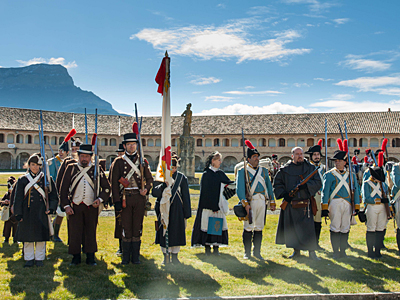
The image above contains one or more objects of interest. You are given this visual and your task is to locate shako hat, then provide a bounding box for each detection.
[7,176,16,189]
[354,148,360,155]
[59,129,76,152]
[116,143,125,152]
[77,144,93,155]
[245,140,260,159]
[71,137,82,147]
[123,122,138,144]
[272,154,278,159]
[305,139,323,156]
[369,152,385,182]
[27,152,43,165]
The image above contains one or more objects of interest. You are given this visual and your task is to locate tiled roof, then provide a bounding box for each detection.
[0,107,399,136]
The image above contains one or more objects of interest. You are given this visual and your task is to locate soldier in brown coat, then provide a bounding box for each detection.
[60,144,111,266]
[111,132,153,264]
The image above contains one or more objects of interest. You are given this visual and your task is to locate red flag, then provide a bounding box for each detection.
[155,57,167,95]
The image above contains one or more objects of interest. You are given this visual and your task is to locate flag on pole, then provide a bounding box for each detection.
[155,52,172,185]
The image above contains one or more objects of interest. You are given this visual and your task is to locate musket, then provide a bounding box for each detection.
[134,103,145,191]
[337,123,344,141]
[325,119,328,170]
[85,108,88,144]
[46,141,60,173]
[93,109,99,200]
[39,111,50,216]
[241,128,253,224]
[280,167,319,210]
[344,121,356,216]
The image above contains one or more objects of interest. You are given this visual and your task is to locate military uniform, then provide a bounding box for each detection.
[321,150,361,259]
[390,163,400,255]
[1,177,18,243]
[111,133,153,264]
[60,144,111,265]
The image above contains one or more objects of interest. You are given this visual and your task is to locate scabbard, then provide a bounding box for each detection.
[280,201,288,211]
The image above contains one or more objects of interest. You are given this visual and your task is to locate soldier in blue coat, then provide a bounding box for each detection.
[321,150,361,259]
[390,162,400,255]
[236,141,275,260]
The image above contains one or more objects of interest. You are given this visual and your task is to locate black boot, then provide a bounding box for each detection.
[309,250,321,261]
[116,239,122,256]
[380,228,388,250]
[24,259,35,268]
[121,241,131,265]
[205,245,211,256]
[53,223,63,242]
[243,230,252,259]
[289,249,301,259]
[35,260,44,267]
[131,241,141,264]
[253,231,264,260]
[162,253,170,265]
[330,231,341,259]
[314,222,324,250]
[86,253,97,266]
[339,232,349,258]
[366,231,376,258]
[397,228,400,256]
[213,245,220,256]
[375,231,384,258]
[70,254,81,266]
[171,253,181,264]
[3,237,9,243]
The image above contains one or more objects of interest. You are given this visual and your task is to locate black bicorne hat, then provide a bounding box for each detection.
[305,145,323,156]
[116,143,124,152]
[27,152,43,165]
[329,150,347,161]
[369,166,385,182]
[77,144,93,155]
[59,141,69,152]
[354,149,360,155]
[122,133,138,144]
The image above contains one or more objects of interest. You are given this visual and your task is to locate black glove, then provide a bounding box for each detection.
[322,210,329,217]
[298,184,308,191]
[114,202,122,212]
[283,192,294,203]
[15,215,22,222]
[354,209,359,215]
[381,197,389,204]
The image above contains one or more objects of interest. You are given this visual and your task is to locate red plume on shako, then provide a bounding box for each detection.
[64,129,76,142]
[245,140,255,149]
[343,139,348,153]
[245,140,260,158]
[132,122,139,135]
[91,133,97,146]
[317,139,323,148]
[378,151,384,168]
[381,138,388,152]
[336,138,344,151]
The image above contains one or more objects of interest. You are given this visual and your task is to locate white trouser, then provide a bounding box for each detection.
[24,242,46,261]
[366,204,388,232]
[395,199,400,230]
[161,246,180,254]
[329,198,352,233]
[56,206,66,218]
[313,192,322,223]
[244,194,266,232]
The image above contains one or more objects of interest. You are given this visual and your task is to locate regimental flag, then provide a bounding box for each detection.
[155,52,172,185]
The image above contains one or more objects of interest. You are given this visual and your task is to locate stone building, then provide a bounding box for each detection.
[1,107,399,172]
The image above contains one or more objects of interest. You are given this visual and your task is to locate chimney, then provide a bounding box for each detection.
[388,108,391,112]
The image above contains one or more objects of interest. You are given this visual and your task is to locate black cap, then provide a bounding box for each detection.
[369,166,385,182]
[122,133,138,144]
[77,144,93,155]
[116,143,124,152]
[330,150,347,161]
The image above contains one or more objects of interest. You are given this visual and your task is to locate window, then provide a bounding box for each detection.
[370,138,379,147]
[197,139,203,147]
[59,137,64,144]
[259,138,266,147]
[307,138,314,147]
[278,138,285,147]
[6,134,14,143]
[393,138,400,147]
[155,139,161,147]
[214,138,220,147]
[101,138,108,146]
[34,135,40,144]
[268,138,276,147]
[44,136,49,145]
[51,136,57,145]
[359,138,368,147]
[171,139,176,147]
[231,139,239,147]
[349,138,357,147]
[205,139,212,147]
[222,139,229,147]
[148,139,154,147]
[16,134,23,144]
[110,138,117,146]
[0,133,4,143]
[26,135,32,144]
[297,138,305,147]
[287,138,295,147]
[141,139,146,147]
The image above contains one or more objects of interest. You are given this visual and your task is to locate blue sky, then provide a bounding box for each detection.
[1,0,400,116]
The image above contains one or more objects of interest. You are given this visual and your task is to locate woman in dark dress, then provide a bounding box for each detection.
[1,176,18,244]
[153,153,191,264]
[14,153,58,267]
[191,151,233,255]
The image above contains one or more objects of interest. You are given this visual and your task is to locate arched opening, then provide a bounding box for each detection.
[101,138,108,146]
[221,156,238,172]
[34,135,40,144]
[141,139,146,147]
[16,134,23,144]
[370,138,379,147]
[110,138,117,146]
[195,155,202,171]
[50,136,57,145]
[268,138,276,147]
[148,139,154,147]
[231,139,239,147]
[222,138,229,147]
[388,157,399,162]
[327,138,336,147]
[196,139,203,147]
[279,156,291,165]
[287,138,295,147]
[205,139,212,147]
[278,138,285,147]
[297,138,305,147]
[249,138,257,146]
[214,138,220,147]
[6,134,14,144]
[307,138,314,147]
[392,138,400,148]
[259,138,266,147]
[171,138,176,147]
[0,133,4,143]
[349,138,357,147]
[359,138,368,147]
[26,135,32,144]
[16,152,30,169]
[155,139,161,147]
[0,152,12,169]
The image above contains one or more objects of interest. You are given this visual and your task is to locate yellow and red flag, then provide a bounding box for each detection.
[155,52,172,185]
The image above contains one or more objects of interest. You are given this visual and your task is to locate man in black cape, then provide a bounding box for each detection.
[274,147,322,260]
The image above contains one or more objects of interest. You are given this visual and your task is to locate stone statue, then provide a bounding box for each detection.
[181,103,192,137]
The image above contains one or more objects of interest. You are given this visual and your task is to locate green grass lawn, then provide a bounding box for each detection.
[0,214,399,299]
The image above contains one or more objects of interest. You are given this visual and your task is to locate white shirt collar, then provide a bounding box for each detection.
[209,166,219,172]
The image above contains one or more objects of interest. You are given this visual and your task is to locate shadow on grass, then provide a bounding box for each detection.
[6,242,61,300]
[196,252,273,287]
[0,240,21,258]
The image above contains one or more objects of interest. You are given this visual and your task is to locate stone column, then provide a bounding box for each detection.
[178,136,199,184]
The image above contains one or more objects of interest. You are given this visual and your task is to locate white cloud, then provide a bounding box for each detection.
[293,83,311,87]
[310,99,400,112]
[204,96,234,102]
[223,90,282,95]
[16,57,77,69]
[132,21,311,63]
[244,86,255,89]
[281,0,337,13]
[190,76,221,85]
[195,102,308,115]
[342,56,391,73]
[217,3,226,9]
[335,75,400,96]
[314,77,334,81]
[333,18,349,25]
[247,6,271,15]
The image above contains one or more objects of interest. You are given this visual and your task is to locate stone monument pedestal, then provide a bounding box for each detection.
[178,136,199,184]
